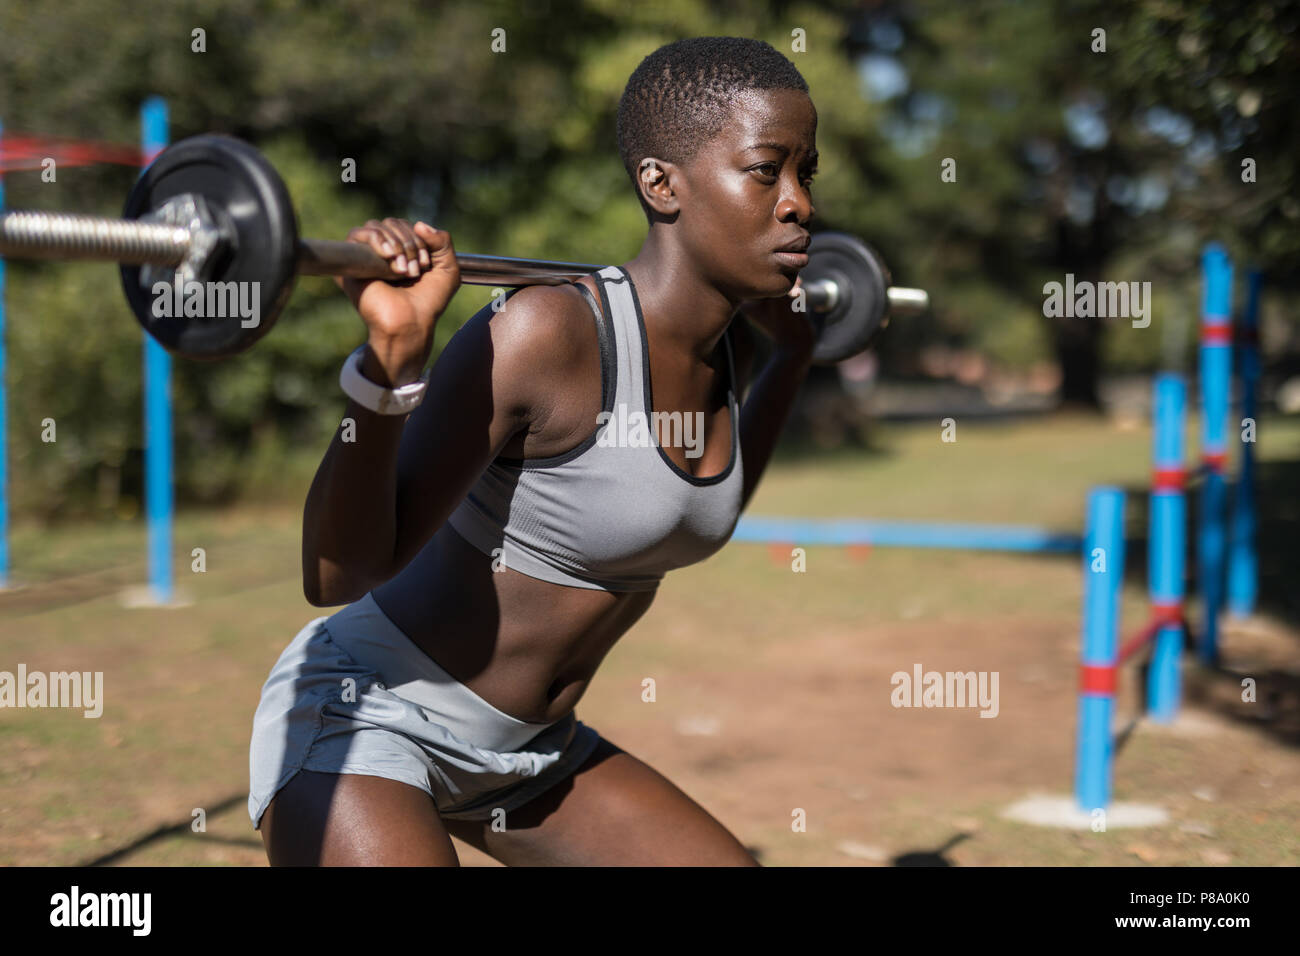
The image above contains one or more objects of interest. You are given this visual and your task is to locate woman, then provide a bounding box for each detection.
[250,35,820,865]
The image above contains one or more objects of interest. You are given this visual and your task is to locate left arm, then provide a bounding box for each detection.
[729,288,816,509]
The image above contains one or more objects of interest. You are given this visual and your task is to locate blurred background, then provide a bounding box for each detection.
[0,0,1296,514]
[0,0,1296,866]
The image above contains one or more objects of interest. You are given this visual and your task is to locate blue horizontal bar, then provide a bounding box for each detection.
[732,516,1083,553]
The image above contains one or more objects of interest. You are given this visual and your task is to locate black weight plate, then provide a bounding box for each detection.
[120,134,298,359]
[804,231,890,365]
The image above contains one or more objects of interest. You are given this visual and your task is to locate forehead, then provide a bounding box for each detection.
[711,88,817,149]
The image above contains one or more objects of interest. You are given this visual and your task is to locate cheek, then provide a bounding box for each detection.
[693,174,771,229]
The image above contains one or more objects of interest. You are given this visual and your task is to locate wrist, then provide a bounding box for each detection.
[361,341,427,388]
[341,346,431,416]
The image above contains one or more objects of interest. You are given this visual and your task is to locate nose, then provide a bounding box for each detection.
[775,182,814,224]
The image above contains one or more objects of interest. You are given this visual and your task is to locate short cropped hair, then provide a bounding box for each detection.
[616,37,810,219]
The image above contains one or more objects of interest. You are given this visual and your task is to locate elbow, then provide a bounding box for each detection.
[303,580,363,609]
[303,563,379,608]
[302,573,332,608]
[303,581,334,608]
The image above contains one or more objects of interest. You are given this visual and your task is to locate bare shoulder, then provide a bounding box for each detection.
[485,283,597,379]
[464,282,601,432]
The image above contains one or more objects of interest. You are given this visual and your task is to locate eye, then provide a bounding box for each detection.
[750,162,816,188]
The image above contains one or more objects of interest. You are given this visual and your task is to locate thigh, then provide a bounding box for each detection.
[444,737,759,866]
[261,769,460,866]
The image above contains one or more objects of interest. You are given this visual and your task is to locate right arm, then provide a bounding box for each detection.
[301,218,580,605]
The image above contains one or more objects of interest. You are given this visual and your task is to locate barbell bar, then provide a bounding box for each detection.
[0,133,928,363]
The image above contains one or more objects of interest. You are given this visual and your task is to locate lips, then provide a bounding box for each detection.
[774,235,810,270]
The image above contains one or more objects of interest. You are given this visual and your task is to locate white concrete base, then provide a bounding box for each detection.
[1001,794,1169,829]
[117,585,194,609]
[836,840,889,862]
[1139,710,1228,738]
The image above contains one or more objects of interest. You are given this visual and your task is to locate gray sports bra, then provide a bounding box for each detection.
[446,265,745,591]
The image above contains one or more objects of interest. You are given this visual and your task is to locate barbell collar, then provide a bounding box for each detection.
[802,277,838,315]
[887,287,929,315]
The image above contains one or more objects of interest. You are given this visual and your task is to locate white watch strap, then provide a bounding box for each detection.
[339,345,429,415]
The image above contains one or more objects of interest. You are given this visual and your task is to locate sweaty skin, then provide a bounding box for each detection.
[306,88,820,726]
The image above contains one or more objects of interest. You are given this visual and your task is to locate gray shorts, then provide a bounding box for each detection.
[248,592,601,828]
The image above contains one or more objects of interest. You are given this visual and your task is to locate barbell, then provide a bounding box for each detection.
[0,133,928,364]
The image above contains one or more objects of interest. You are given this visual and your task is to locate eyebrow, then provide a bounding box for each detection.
[746,142,819,164]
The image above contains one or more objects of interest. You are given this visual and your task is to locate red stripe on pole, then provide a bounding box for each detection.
[1151,468,1185,491]
[1203,451,1227,471]
[1150,602,1182,625]
[1200,325,1231,344]
[1080,665,1117,695]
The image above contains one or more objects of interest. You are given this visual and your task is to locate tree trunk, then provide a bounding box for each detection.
[1053,312,1102,410]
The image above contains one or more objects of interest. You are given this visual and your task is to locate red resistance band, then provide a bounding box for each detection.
[0,134,144,172]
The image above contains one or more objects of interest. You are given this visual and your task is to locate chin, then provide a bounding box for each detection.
[773,269,800,293]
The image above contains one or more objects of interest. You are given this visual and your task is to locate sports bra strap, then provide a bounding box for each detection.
[573,279,612,410]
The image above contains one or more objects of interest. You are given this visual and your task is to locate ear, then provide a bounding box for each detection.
[636,156,681,217]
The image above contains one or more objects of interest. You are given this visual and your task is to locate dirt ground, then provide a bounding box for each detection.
[2,416,1297,866]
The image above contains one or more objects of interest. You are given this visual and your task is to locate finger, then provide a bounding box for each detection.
[354,221,407,274]
[358,220,400,259]
[352,222,395,253]
[384,218,421,278]
[334,227,381,291]
[409,230,461,313]
[410,221,433,269]
[413,222,455,270]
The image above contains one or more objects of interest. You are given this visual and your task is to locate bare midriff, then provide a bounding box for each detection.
[370,524,657,725]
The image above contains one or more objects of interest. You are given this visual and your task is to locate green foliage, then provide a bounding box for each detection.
[0,0,1295,516]
[6,262,143,518]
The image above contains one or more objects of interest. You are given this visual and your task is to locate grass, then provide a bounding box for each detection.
[1,412,1298,866]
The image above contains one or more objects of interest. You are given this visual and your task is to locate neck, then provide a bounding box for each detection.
[622,228,736,363]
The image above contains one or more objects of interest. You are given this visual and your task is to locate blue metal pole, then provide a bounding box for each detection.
[1148,375,1187,722]
[730,517,1082,553]
[1075,487,1126,812]
[141,98,173,604]
[1198,243,1233,665]
[0,117,8,589]
[1228,269,1261,617]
